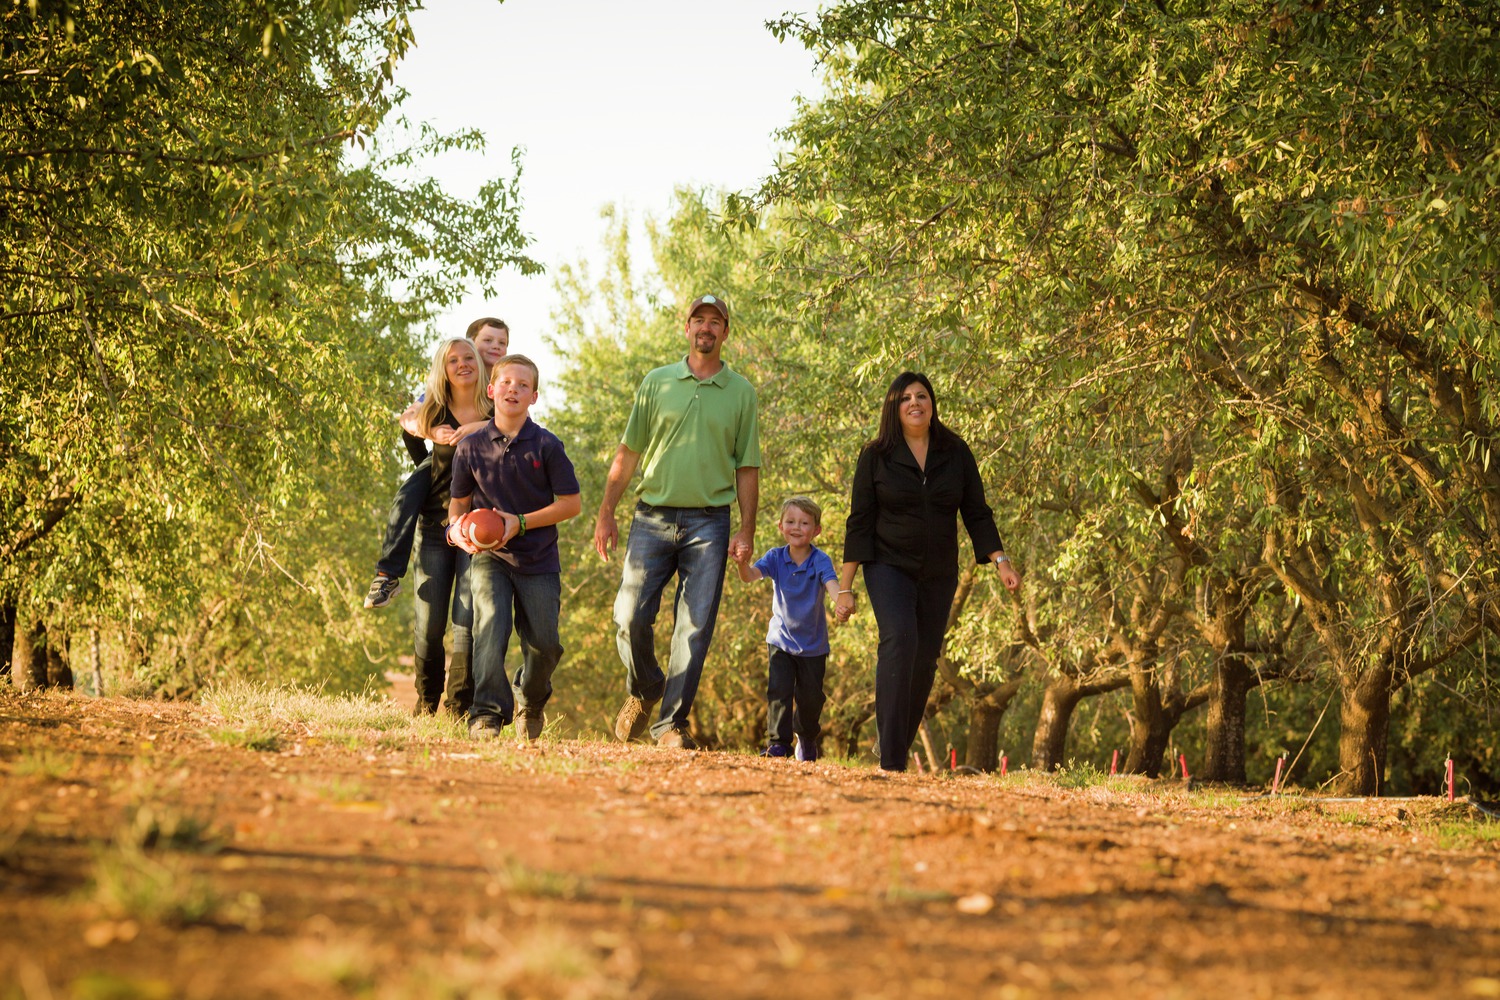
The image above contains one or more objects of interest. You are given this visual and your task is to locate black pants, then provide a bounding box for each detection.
[375,459,432,579]
[766,646,827,752]
[863,562,958,771]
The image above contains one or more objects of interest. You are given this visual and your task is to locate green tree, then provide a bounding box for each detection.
[1,0,538,691]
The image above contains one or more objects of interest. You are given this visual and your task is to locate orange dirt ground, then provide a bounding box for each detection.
[2,686,1499,1000]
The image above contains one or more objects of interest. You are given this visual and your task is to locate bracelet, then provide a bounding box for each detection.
[837,589,854,596]
[517,513,527,537]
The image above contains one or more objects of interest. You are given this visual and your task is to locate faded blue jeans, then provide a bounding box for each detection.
[469,554,563,728]
[411,514,472,711]
[613,502,731,739]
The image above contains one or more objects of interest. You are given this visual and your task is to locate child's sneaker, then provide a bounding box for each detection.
[761,743,792,758]
[363,574,401,608]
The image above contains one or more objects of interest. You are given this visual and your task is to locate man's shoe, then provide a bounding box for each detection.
[761,743,792,758]
[656,728,698,750]
[363,574,401,609]
[518,709,545,742]
[468,718,502,741]
[795,738,818,762]
[614,695,658,743]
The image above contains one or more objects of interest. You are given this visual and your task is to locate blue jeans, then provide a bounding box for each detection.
[469,555,563,727]
[376,459,432,579]
[863,562,958,771]
[613,503,731,739]
[411,514,472,708]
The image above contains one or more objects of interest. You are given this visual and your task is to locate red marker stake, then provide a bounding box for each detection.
[950,748,957,771]
[1110,749,1119,775]
[1179,754,1190,783]
[1447,757,1455,802]
[1272,756,1285,794]
[1000,754,1008,777]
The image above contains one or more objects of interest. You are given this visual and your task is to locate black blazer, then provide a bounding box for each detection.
[843,432,1004,579]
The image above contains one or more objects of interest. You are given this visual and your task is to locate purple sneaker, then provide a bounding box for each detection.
[761,743,792,758]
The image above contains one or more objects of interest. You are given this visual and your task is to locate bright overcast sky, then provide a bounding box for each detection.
[391,0,823,383]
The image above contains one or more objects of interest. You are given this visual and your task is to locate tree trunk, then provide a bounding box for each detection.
[47,631,74,690]
[0,602,14,683]
[1336,667,1393,795]
[90,628,104,696]
[1202,659,1254,783]
[967,700,1002,772]
[13,618,49,692]
[1031,677,1083,772]
[1124,671,1170,777]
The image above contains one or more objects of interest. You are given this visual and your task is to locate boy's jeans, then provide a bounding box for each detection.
[612,503,730,739]
[469,554,564,727]
[375,459,432,579]
[767,646,827,752]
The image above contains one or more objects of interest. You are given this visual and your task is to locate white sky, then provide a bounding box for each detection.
[391,0,823,385]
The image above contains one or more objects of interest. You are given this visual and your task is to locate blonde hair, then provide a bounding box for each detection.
[415,337,491,436]
[490,353,541,392]
[780,495,822,527]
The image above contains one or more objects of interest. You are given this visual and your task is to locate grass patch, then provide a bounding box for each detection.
[390,926,629,1000]
[10,748,78,779]
[485,854,590,900]
[1425,819,1500,851]
[91,844,219,925]
[115,803,220,853]
[202,678,413,739]
[207,725,282,752]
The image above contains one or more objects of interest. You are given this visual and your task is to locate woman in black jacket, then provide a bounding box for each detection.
[835,372,1021,771]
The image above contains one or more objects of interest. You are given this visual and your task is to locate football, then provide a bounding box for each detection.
[462,508,507,550]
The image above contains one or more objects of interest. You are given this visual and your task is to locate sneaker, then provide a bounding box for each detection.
[761,743,792,758]
[656,728,698,750]
[363,574,401,609]
[614,695,658,743]
[518,709,545,742]
[795,739,818,763]
[468,718,502,741]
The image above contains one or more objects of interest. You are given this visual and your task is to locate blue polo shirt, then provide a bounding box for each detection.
[450,417,580,574]
[754,545,838,656]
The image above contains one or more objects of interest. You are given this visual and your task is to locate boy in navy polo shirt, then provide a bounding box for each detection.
[733,496,840,761]
[448,355,582,743]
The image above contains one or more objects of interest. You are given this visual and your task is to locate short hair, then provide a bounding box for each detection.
[780,495,822,527]
[490,353,541,392]
[466,317,509,340]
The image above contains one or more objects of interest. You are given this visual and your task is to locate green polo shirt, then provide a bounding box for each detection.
[622,357,760,508]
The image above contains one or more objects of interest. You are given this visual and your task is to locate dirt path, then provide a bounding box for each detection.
[2,689,1498,999]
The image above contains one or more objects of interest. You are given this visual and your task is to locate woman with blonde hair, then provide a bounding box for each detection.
[401,336,491,716]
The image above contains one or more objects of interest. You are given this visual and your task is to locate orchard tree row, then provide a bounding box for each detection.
[544,0,1499,796]
[0,1,535,692]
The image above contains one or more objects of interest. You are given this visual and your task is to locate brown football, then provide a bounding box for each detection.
[462,508,506,550]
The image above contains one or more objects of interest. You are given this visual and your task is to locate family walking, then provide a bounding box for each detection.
[369,296,1020,771]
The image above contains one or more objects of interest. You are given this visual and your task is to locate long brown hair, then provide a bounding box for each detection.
[870,371,956,454]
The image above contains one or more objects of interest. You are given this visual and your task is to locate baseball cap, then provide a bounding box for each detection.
[687,294,729,324]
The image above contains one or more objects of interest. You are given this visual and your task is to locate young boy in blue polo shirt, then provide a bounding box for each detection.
[733,496,840,761]
[447,355,582,743]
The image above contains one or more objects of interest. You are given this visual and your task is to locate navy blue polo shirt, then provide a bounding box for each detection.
[450,417,581,574]
[753,545,839,656]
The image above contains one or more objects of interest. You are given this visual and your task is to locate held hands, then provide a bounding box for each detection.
[429,426,459,446]
[728,530,753,565]
[834,591,856,623]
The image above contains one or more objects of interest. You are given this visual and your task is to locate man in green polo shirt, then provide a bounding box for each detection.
[593,294,760,749]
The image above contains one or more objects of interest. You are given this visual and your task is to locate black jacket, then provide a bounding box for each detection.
[842,433,1004,578]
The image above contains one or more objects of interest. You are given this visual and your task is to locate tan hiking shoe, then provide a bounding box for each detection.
[614,695,657,743]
